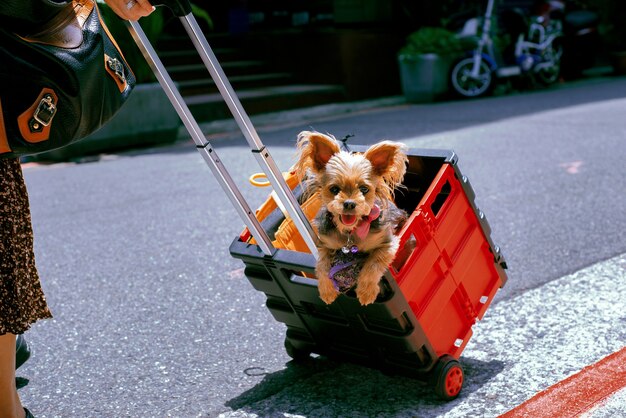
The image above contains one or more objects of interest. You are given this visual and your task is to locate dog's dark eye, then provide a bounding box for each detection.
[359,185,369,195]
[329,185,340,195]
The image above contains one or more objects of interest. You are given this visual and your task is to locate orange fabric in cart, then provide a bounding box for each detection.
[251,171,300,224]
[244,171,320,253]
[272,192,320,252]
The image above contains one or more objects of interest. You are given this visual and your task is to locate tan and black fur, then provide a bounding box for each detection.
[295,131,408,305]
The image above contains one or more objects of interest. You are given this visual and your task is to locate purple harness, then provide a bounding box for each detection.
[328,250,368,293]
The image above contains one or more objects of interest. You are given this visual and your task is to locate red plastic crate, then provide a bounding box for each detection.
[391,163,505,359]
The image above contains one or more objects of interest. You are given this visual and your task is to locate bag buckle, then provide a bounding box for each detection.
[106,57,126,83]
[30,94,57,131]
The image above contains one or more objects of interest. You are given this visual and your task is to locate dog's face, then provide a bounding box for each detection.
[320,151,379,233]
[295,131,407,235]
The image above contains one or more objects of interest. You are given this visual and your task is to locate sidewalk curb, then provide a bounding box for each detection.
[178,71,622,140]
[177,96,408,139]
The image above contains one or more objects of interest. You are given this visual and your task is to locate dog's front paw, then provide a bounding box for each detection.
[356,281,380,306]
[318,277,339,304]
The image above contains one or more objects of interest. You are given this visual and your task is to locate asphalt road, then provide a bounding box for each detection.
[17,76,626,417]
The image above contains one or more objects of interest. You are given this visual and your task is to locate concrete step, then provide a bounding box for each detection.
[155,32,346,120]
[186,84,347,121]
[156,33,238,51]
[178,72,294,96]
[167,60,270,80]
[158,47,243,66]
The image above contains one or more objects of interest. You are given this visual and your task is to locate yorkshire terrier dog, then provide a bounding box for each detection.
[295,131,408,306]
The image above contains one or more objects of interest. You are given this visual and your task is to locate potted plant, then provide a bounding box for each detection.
[397,27,463,103]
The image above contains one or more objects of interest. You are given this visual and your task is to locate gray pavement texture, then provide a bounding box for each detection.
[15,76,626,417]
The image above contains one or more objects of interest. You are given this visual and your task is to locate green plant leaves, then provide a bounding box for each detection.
[399,27,463,56]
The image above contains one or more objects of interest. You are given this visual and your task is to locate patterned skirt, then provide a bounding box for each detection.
[0,157,52,335]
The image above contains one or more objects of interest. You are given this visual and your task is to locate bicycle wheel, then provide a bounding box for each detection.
[451,57,494,98]
[536,45,563,85]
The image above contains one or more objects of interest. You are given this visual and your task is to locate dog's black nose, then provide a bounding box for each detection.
[343,200,356,210]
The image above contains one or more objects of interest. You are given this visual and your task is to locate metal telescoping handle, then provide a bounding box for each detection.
[127,20,276,256]
[144,1,319,257]
[177,14,319,258]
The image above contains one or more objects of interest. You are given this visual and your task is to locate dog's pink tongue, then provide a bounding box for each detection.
[341,214,357,225]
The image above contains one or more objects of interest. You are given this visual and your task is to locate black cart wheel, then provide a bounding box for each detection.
[284,339,311,361]
[432,355,464,401]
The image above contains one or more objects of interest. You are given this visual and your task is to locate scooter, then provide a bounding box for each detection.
[450,0,564,98]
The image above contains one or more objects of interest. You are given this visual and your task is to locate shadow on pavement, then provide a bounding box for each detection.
[147,76,626,154]
[224,355,504,416]
[31,77,626,165]
[246,77,626,148]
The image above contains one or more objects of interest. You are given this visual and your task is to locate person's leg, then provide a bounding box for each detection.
[0,333,25,418]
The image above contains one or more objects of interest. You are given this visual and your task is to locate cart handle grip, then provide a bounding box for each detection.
[151,0,192,16]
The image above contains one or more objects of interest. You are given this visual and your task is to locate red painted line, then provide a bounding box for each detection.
[500,346,626,418]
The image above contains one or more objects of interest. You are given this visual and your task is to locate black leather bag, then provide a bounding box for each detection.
[0,0,135,158]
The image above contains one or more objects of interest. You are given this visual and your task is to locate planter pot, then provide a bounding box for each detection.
[35,83,181,161]
[398,53,453,103]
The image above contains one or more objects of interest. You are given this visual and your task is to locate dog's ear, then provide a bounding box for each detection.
[295,131,341,179]
[364,141,408,187]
